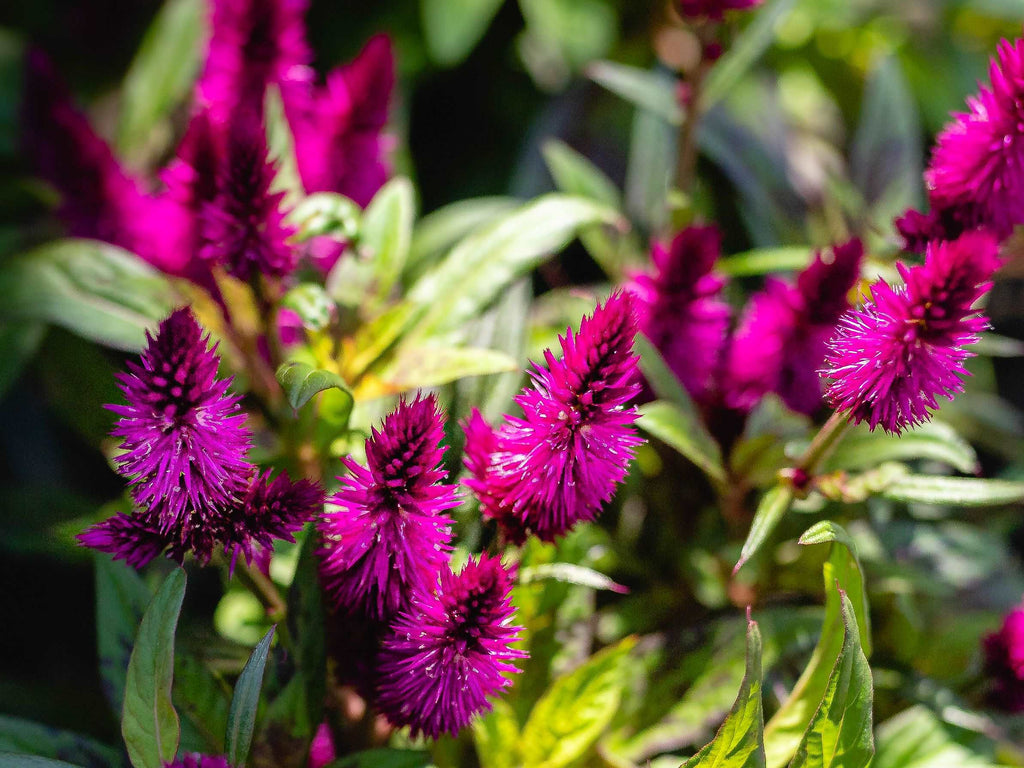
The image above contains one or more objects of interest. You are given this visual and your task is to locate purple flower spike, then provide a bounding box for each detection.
[376,555,524,739]
[107,308,253,538]
[628,225,730,403]
[984,602,1024,713]
[284,35,394,207]
[219,470,324,570]
[465,292,643,543]
[164,756,234,768]
[78,510,169,570]
[823,231,1001,435]
[318,395,458,621]
[726,238,863,415]
[913,37,1024,243]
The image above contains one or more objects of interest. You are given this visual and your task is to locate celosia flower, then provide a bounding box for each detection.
[77,510,170,570]
[983,602,1024,713]
[217,470,324,569]
[905,37,1024,244]
[823,231,1000,435]
[726,238,863,414]
[308,723,337,768]
[677,0,763,21]
[164,756,234,768]
[197,0,313,121]
[464,292,642,543]
[628,225,729,403]
[319,395,458,621]
[376,555,523,739]
[283,35,394,207]
[198,115,297,280]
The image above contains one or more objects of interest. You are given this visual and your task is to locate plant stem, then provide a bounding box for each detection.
[236,560,295,650]
[796,409,853,476]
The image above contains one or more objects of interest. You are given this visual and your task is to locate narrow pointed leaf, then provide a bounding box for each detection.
[383,345,518,392]
[276,361,352,412]
[587,61,683,124]
[825,421,978,475]
[225,626,275,766]
[408,197,519,276]
[879,475,1024,507]
[95,555,152,715]
[716,247,812,277]
[288,192,361,242]
[681,615,765,768]
[122,568,185,768]
[421,0,504,65]
[734,486,794,574]
[0,757,87,768]
[362,177,416,303]
[638,400,726,485]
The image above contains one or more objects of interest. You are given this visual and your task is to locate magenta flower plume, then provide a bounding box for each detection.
[197,114,297,280]
[376,555,524,739]
[984,602,1024,713]
[464,291,643,543]
[78,510,170,570]
[218,470,324,569]
[628,225,729,402]
[725,239,863,415]
[678,0,763,21]
[164,756,234,768]
[284,35,394,207]
[107,308,251,538]
[823,231,1001,435]
[909,37,1024,244]
[197,0,312,121]
[319,395,458,621]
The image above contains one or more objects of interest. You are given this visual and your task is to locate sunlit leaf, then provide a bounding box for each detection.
[880,475,1024,507]
[288,192,361,242]
[362,177,416,304]
[587,61,682,124]
[276,361,352,412]
[825,421,979,475]
[873,705,1002,768]
[734,486,794,574]
[122,568,185,768]
[421,0,505,65]
[518,562,628,593]
[638,400,726,486]
[408,197,519,277]
[716,247,812,277]
[474,699,522,768]
[381,345,518,392]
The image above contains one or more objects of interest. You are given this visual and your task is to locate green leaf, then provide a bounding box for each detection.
[280,284,335,332]
[117,0,204,159]
[265,86,305,208]
[276,361,352,412]
[873,705,1001,768]
[797,522,871,656]
[408,197,519,276]
[975,332,1024,358]
[95,555,152,715]
[225,626,275,767]
[173,654,230,754]
[122,568,185,768]
[420,0,504,65]
[384,345,518,391]
[587,61,683,124]
[762,528,871,768]
[825,421,979,475]
[716,247,812,277]
[407,194,618,338]
[521,637,636,768]
[345,301,423,379]
[788,593,874,768]
[880,474,1024,506]
[331,749,432,768]
[0,716,123,768]
[0,321,45,401]
[0,240,175,351]
[473,699,522,768]
[734,486,794,575]
[702,0,796,110]
[637,400,726,485]
[518,563,628,593]
[518,0,617,76]
[542,140,622,207]
[288,192,361,242]
[0,757,87,768]
[361,177,416,303]
[681,615,765,768]
[635,335,695,416]
[624,78,677,233]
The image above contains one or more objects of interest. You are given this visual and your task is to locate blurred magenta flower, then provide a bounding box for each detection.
[984,602,1024,712]
[628,225,730,403]
[283,35,395,207]
[823,231,1000,435]
[376,554,523,738]
[899,37,1024,246]
[308,722,336,768]
[319,395,458,621]
[464,291,642,543]
[726,238,863,415]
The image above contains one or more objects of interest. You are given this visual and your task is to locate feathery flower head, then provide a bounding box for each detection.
[464,292,642,543]
[823,232,1000,434]
[376,554,524,739]
[920,37,1024,242]
[164,756,234,768]
[677,0,763,21]
[726,238,863,415]
[628,225,729,402]
[984,602,1024,713]
[198,0,313,120]
[78,510,170,570]
[218,469,324,570]
[284,35,394,207]
[107,307,253,536]
[197,113,297,281]
[319,394,458,620]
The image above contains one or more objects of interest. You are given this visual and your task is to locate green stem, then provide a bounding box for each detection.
[796,409,853,476]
